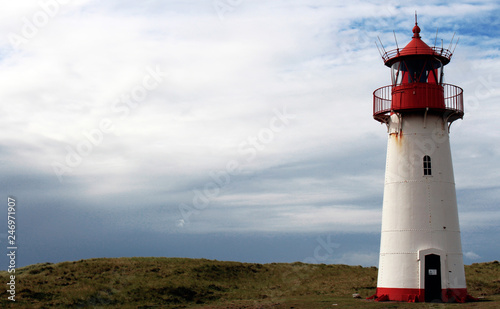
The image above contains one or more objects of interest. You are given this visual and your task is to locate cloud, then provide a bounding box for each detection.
[0,1,499,268]
[464,251,481,260]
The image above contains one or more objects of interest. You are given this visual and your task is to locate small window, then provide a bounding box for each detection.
[423,155,432,176]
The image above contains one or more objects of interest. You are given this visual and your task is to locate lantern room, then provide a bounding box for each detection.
[390,57,443,85]
[373,23,464,124]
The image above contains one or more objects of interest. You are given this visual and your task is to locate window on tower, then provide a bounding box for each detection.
[391,59,443,86]
[423,155,432,176]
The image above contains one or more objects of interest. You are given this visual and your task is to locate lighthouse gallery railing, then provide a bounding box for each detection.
[381,46,453,63]
[373,83,464,121]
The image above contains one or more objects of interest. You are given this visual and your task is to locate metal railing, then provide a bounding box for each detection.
[373,85,392,117]
[373,83,463,120]
[381,47,453,63]
[442,83,464,113]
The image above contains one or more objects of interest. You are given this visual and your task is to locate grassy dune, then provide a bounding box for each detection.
[0,258,498,308]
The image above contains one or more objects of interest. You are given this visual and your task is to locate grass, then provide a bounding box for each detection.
[0,258,498,308]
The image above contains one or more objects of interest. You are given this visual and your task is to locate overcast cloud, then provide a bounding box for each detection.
[0,0,499,268]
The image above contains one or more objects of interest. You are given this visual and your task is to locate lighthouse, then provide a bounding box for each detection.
[372,20,471,303]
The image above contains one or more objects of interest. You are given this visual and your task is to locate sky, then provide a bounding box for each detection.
[0,0,499,270]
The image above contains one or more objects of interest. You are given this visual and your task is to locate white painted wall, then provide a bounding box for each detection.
[377,113,466,290]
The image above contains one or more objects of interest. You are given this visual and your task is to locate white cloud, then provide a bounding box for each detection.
[0,0,499,265]
[464,251,481,260]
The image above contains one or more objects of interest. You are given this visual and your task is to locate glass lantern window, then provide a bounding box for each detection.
[391,58,443,86]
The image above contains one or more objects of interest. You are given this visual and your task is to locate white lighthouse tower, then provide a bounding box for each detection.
[372,20,472,303]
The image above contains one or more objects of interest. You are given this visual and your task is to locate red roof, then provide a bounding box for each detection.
[381,23,452,67]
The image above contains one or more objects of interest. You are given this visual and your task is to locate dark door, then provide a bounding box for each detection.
[425,254,442,302]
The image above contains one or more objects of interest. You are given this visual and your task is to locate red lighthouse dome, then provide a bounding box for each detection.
[373,22,463,124]
[384,22,451,66]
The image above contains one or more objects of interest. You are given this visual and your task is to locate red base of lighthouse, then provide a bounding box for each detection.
[369,288,476,303]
